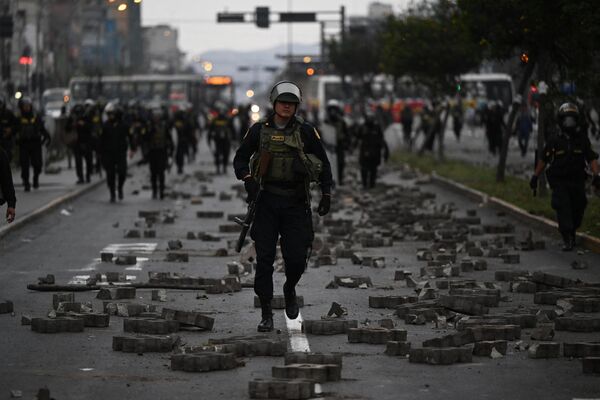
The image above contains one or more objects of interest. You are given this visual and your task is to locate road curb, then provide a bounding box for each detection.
[428,172,600,254]
[0,178,105,239]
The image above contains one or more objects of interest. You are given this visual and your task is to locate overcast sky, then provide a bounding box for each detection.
[141,0,411,57]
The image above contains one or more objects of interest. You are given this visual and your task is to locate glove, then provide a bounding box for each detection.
[593,175,600,190]
[243,176,260,203]
[317,195,331,216]
[529,175,538,191]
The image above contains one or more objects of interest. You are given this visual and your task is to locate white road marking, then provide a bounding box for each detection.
[285,312,323,396]
[102,243,158,254]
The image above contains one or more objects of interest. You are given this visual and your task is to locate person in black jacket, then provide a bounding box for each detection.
[0,147,16,223]
[16,97,50,191]
[0,97,17,162]
[530,102,600,251]
[70,103,94,184]
[142,107,174,200]
[233,81,333,332]
[357,112,389,189]
[100,102,130,202]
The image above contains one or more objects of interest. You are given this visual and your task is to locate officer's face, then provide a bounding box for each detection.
[275,101,297,118]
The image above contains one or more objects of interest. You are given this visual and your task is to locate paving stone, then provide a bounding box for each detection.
[162,308,215,330]
[555,316,600,332]
[302,319,358,335]
[531,271,578,288]
[531,324,555,340]
[196,211,224,218]
[168,240,183,250]
[103,302,156,317]
[219,224,243,233]
[96,287,136,300]
[444,293,499,307]
[254,296,304,309]
[502,254,520,264]
[143,230,156,238]
[105,272,126,283]
[204,336,287,357]
[439,295,489,315]
[423,331,475,347]
[148,272,204,286]
[494,270,530,282]
[205,276,242,294]
[38,274,55,284]
[0,300,14,314]
[563,343,600,358]
[348,328,407,344]
[416,250,433,261]
[394,270,412,281]
[100,252,113,262]
[456,314,536,330]
[334,275,372,288]
[395,302,445,321]
[52,293,75,310]
[61,312,109,327]
[124,318,180,334]
[272,363,341,382]
[563,297,600,313]
[472,340,508,356]
[113,334,179,353]
[21,315,32,325]
[420,266,460,278]
[582,357,600,374]
[368,295,417,309]
[31,317,85,333]
[199,233,221,242]
[528,342,560,359]
[56,301,92,313]
[468,247,485,257]
[409,347,473,365]
[228,261,253,275]
[248,378,315,399]
[385,341,412,356]
[187,232,197,240]
[171,352,242,372]
[114,255,137,265]
[468,325,521,341]
[138,210,160,218]
[165,252,189,262]
[124,229,141,238]
[510,281,537,293]
[151,289,167,302]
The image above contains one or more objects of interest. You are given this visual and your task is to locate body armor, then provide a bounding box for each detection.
[20,116,39,142]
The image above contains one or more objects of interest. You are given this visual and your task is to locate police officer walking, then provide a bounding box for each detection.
[16,98,50,191]
[172,108,194,175]
[357,112,389,189]
[70,104,94,184]
[326,100,348,186]
[0,146,16,223]
[530,102,600,251]
[141,108,173,200]
[208,104,234,174]
[0,97,17,162]
[233,81,333,332]
[100,102,130,202]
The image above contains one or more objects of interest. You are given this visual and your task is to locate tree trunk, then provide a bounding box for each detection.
[496,60,537,182]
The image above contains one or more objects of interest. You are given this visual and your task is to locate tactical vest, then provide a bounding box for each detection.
[251,118,322,184]
[150,123,168,150]
[212,118,229,141]
[20,116,38,142]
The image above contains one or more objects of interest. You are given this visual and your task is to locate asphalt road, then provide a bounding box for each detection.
[1,142,599,400]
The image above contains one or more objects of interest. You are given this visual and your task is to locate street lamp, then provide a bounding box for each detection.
[202,62,213,72]
[246,89,255,98]
[117,3,127,11]
[303,56,312,64]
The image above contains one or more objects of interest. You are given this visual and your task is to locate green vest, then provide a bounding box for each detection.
[251,118,323,185]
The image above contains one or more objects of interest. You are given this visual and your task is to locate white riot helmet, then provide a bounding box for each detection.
[269,81,302,105]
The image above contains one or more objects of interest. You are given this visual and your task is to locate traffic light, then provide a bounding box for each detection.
[0,16,13,38]
[256,7,269,28]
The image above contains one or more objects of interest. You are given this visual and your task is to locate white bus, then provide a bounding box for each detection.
[458,73,514,107]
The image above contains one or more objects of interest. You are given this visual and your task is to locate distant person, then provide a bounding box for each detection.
[530,102,600,251]
[16,97,50,191]
[100,102,131,203]
[357,111,389,188]
[400,104,414,149]
[208,103,234,174]
[451,100,464,141]
[515,103,534,157]
[0,96,17,162]
[326,99,349,185]
[0,147,16,223]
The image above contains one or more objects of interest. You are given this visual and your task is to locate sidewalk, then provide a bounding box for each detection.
[0,158,105,238]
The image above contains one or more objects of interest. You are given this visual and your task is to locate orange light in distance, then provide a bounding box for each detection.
[306,67,315,76]
[205,76,232,85]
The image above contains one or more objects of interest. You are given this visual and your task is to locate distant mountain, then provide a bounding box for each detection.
[188,43,320,101]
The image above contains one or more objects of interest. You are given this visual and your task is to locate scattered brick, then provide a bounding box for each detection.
[394,270,412,281]
[334,275,372,288]
[248,378,315,400]
[302,319,358,335]
[168,240,183,250]
[31,317,85,333]
[205,276,242,294]
[0,300,13,314]
[171,352,242,372]
[423,331,474,348]
[165,252,189,262]
[468,325,521,341]
[219,224,243,233]
[143,230,156,238]
[385,341,411,356]
[409,347,472,365]
[187,232,197,240]
[272,363,341,382]
[531,324,554,340]
[472,340,508,357]
[162,308,215,331]
[205,336,286,357]
[38,274,55,284]
[114,255,137,265]
[284,352,342,366]
[196,211,224,218]
[531,271,578,288]
[502,254,520,264]
[124,318,179,334]
[124,229,141,238]
[582,357,600,374]
[510,281,537,293]
[439,295,489,316]
[52,293,74,310]
[555,316,600,332]
[21,315,32,325]
[103,302,156,317]
[348,328,407,344]
[61,312,109,327]
[96,287,136,300]
[113,334,179,353]
[151,289,167,302]
[369,295,417,309]
[563,342,600,358]
[456,314,536,329]
[100,252,113,262]
[494,270,530,282]
[528,342,560,359]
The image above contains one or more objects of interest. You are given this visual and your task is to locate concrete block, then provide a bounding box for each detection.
[206,336,287,357]
[0,300,13,314]
[528,342,560,359]
[162,308,215,330]
[502,254,520,264]
[472,340,508,356]
[409,347,472,365]
[423,331,475,348]
[143,230,156,238]
[582,357,600,374]
[439,295,489,315]
[52,293,75,310]
[394,270,412,281]
[468,325,521,341]
[151,289,167,302]
[96,287,136,300]
[302,319,358,335]
[100,252,113,262]
[196,211,224,218]
[563,343,600,358]
[531,324,554,341]
[510,281,537,293]
[248,378,315,399]
[254,296,304,310]
[531,271,578,288]
[284,352,342,366]
[385,341,411,356]
[124,229,141,238]
[348,328,407,344]
[113,334,179,353]
[494,270,530,281]
[334,275,372,288]
[31,317,85,333]
[555,316,600,332]
[369,295,417,309]
[171,352,241,372]
[114,255,137,265]
[272,363,341,382]
[219,224,243,233]
[168,240,183,250]
[165,252,189,262]
[103,302,156,317]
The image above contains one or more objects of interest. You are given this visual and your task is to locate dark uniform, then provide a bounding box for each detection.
[0,100,17,162]
[208,111,234,174]
[234,81,332,332]
[531,102,600,250]
[0,147,16,221]
[400,105,414,149]
[16,100,50,191]
[71,106,94,183]
[357,115,389,189]
[101,104,130,202]
[327,105,348,186]
[172,110,194,174]
[143,114,173,199]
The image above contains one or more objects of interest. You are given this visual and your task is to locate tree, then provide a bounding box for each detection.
[457,0,600,182]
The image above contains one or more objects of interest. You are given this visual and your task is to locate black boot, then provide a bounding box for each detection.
[561,232,574,252]
[283,284,299,320]
[118,187,124,200]
[257,299,274,332]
